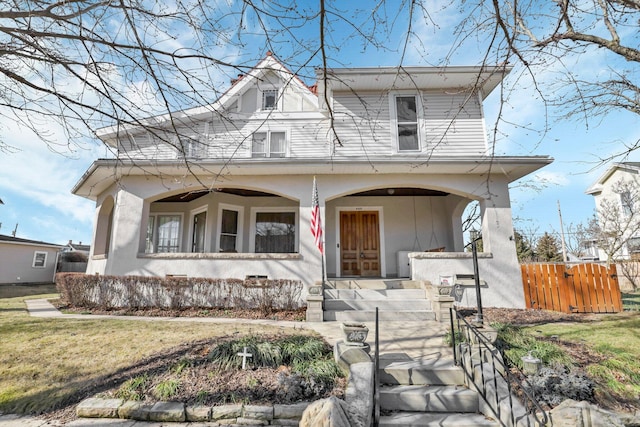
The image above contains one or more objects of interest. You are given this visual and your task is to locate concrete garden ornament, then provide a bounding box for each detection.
[340,322,369,346]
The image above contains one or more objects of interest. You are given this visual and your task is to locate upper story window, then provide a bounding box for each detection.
[390,94,422,152]
[262,89,279,110]
[252,131,286,158]
[620,190,633,216]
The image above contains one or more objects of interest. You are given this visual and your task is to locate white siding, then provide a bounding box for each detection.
[330,90,486,158]
[115,79,486,160]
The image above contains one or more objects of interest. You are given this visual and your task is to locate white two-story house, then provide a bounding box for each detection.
[72,53,552,308]
[586,162,640,261]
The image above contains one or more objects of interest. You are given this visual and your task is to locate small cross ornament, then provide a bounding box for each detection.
[237,346,253,370]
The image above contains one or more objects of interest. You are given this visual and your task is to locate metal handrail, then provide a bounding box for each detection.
[373,306,380,426]
[450,307,549,426]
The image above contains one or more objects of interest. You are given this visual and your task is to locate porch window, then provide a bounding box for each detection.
[252,131,286,158]
[146,214,182,253]
[254,211,296,253]
[220,208,239,252]
[391,94,421,152]
[191,210,207,253]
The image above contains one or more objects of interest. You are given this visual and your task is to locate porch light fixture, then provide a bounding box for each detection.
[387,188,395,195]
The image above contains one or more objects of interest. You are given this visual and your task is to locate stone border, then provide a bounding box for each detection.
[76,398,310,425]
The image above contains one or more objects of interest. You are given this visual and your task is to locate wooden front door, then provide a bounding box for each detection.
[340,211,381,277]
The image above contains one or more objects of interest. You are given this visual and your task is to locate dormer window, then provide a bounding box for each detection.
[262,89,279,110]
[390,94,422,152]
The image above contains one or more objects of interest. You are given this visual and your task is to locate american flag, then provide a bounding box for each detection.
[311,177,323,254]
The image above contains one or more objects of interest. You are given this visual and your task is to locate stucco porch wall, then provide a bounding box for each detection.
[410,252,526,309]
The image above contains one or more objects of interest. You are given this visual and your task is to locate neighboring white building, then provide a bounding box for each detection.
[0,234,62,284]
[72,53,552,308]
[586,162,640,260]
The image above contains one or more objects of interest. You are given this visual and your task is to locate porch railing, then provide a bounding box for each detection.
[450,308,548,427]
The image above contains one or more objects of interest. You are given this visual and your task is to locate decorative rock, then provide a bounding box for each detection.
[186,404,212,421]
[76,398,123,418]
[300,396,357,427]
[274,402,310,419]
[548,399,625,427]
[211,404,243,420]
[148,401,185,422]
[118,400,151,420]
[243,404,273,420]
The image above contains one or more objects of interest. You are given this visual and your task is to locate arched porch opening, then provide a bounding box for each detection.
[324,185,477,278]
[142,187,301,255]
[93,196,114,257]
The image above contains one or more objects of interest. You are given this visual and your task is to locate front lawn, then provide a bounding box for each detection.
[0,289,333,422]
[491,310,640,413]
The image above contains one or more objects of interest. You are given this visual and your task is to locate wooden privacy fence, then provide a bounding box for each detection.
[521,263,623,313]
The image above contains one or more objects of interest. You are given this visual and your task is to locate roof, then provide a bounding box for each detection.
[95,53,319,146]
[317,65,510,100]
[66,242,91,252]
[585,162,640,195]
[94,55,510,145]
[0,234,63,249]
[72,155,553,200]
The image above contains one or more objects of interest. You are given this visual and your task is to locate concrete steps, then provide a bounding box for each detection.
[379,385,479,412]
[323,280,434,322]
[379,359,465,386]
[377,357,497,427]
[379,412,498,426]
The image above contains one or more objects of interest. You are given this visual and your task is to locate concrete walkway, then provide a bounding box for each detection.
[0,299,454,426]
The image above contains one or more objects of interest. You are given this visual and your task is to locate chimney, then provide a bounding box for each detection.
[230,74,244,85]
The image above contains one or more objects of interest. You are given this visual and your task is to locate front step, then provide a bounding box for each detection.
[324,288,426,300]
[324,309,435,322]
[379,385,479,413]
[379,412,498,426]
[323,286,433,322]
[324,298,431,311]
[379,359,465,386]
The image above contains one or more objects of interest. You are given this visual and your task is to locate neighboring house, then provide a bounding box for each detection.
[72,53,552,308]
[0,234,62,284]
[61,240,91,256]
[586,162,640,260]
[58,240,90,273]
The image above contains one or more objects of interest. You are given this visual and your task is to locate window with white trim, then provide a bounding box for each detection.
[32,251,47,268]
[191,209,207,253]
[391,94,421,152]
[620,190,633,217]
[262,89,279,110]
[146,214,182,253]
[252,131,286,158]
[252,209,297,253]
[218,204,244,252]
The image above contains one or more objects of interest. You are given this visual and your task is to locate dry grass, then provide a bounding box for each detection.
[0,287,313,417]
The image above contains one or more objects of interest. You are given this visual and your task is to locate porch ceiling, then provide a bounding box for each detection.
[72,156,552,200]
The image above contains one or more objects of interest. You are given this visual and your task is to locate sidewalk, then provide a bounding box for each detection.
[2,299,453,426]
[24,299,452,360]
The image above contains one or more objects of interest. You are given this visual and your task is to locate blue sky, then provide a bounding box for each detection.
[0,2,638,246]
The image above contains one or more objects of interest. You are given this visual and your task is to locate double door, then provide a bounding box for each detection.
[340,211,381,277]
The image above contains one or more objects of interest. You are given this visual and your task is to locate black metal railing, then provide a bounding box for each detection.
[373,306,380,427]
[450,307,548,427]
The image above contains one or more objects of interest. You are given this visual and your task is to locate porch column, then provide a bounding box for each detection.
[297,181,324,286]
[479,188,525,308]
[104,188,145,276]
